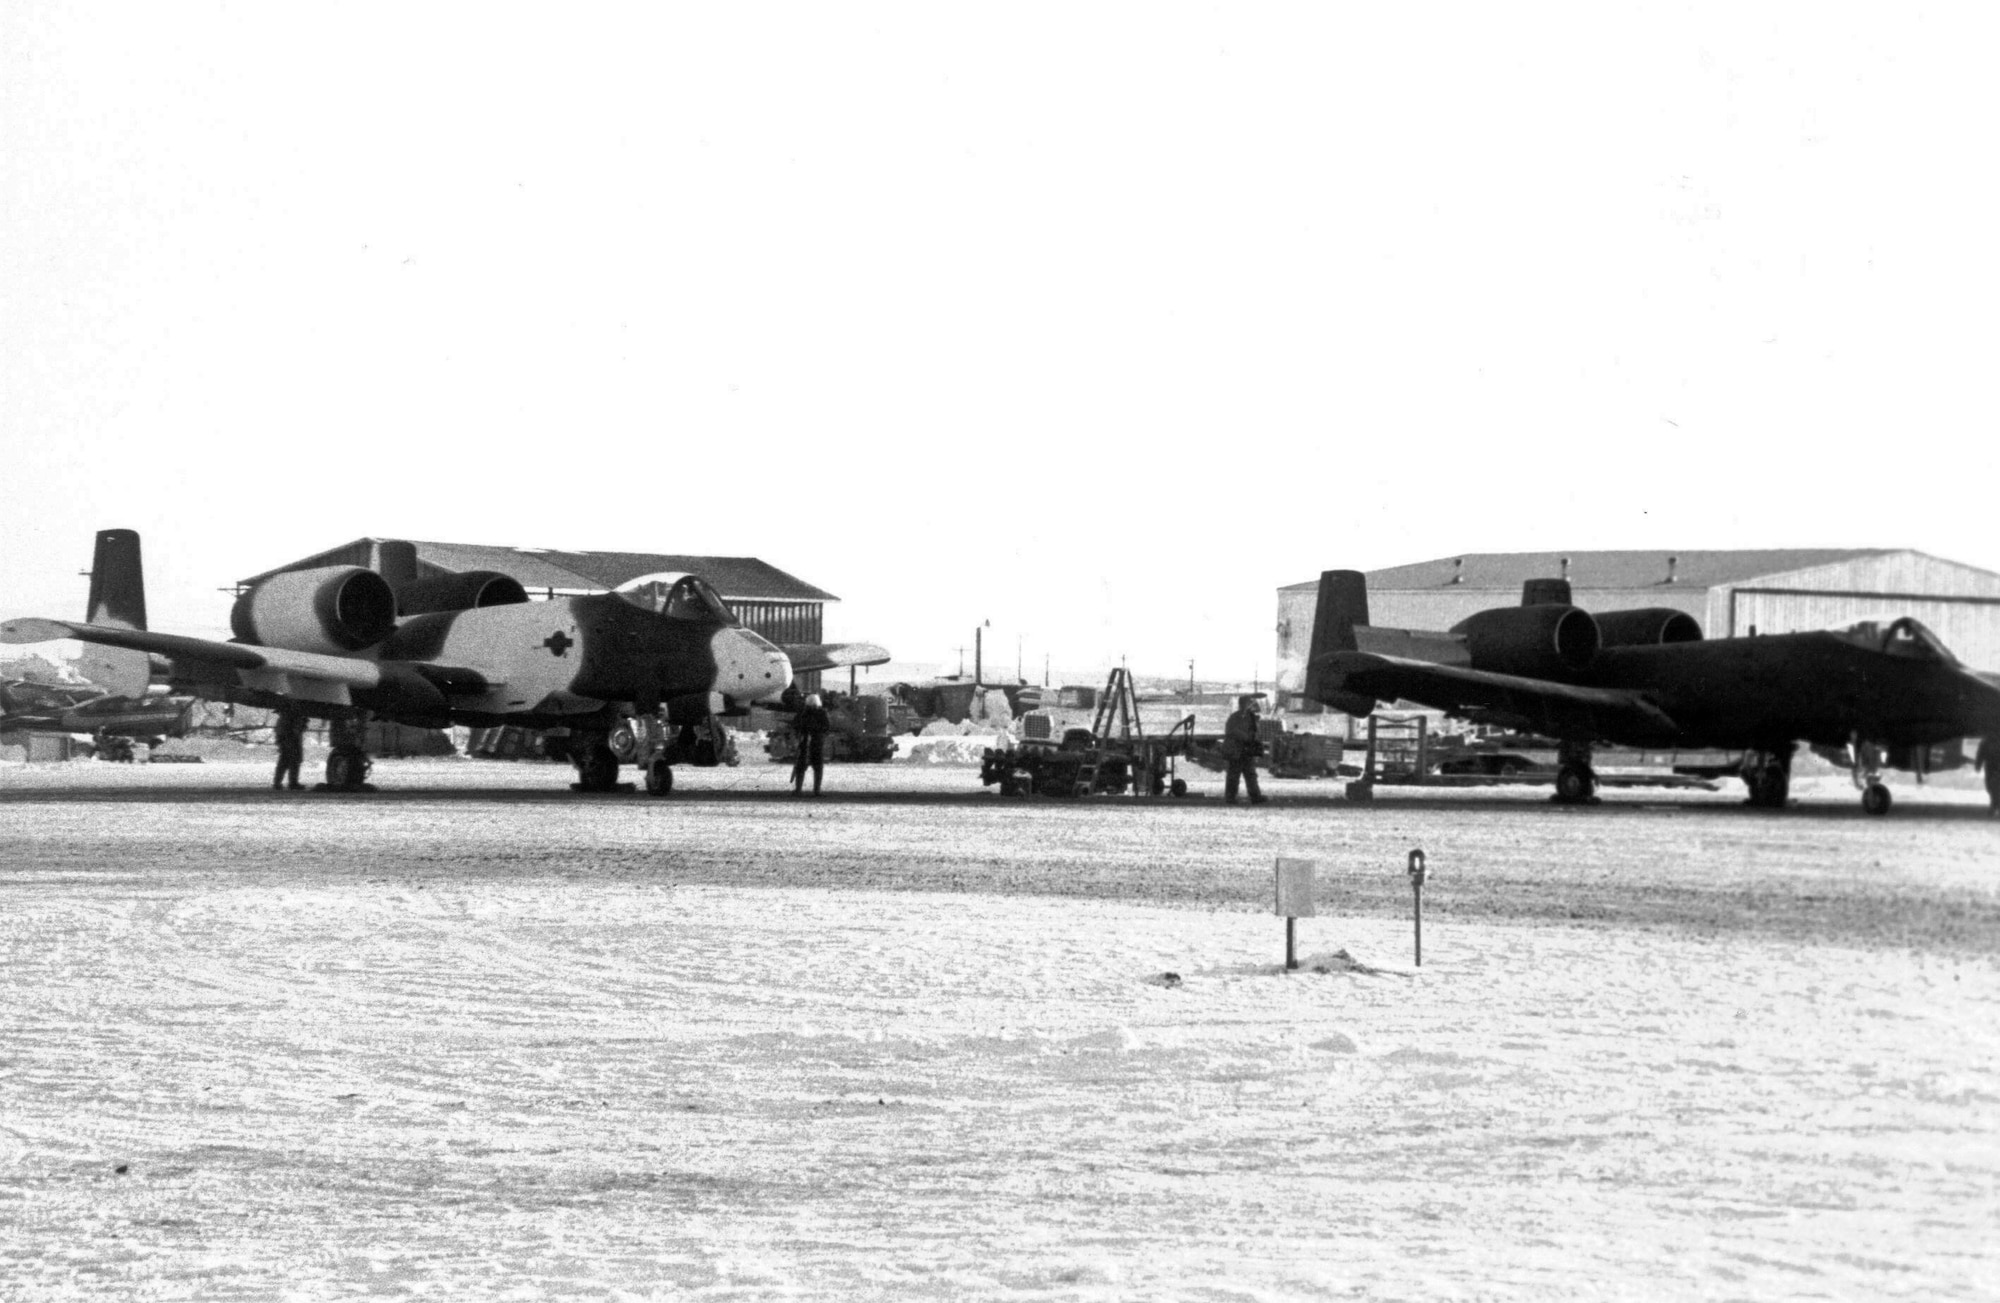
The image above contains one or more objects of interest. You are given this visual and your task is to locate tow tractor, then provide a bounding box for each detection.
[765,690,900,764]
[979,669,1196,798]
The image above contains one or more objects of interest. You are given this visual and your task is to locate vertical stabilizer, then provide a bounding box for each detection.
[87,529,148,630]
[378,538,418,615]
[81,529,152,698]
[1303,570,1374,712]
[377,539,419,596]
[1522,578,1572,606]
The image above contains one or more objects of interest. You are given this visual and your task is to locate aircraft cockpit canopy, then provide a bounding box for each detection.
[1847,616,1961,665]
[612,572,740,624]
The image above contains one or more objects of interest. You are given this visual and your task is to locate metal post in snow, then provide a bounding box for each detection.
[1407,848,1427,966]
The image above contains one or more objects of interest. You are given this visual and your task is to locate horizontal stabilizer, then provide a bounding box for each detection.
[1350,625,1472,665]
[781,642,892,674]
[1,617,384,689]
[3,618,107,647]
[1311,647,1681,743]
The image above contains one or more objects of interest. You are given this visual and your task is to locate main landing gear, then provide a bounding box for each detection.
[1552,740,1599,805]
[571,733,628,793]
[1847,735,1892,816]
[1739,744,1794,809]
[613,714,682,797]
[320,715,376,793]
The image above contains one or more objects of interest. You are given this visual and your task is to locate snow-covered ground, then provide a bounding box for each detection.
[2,759,1997,1299]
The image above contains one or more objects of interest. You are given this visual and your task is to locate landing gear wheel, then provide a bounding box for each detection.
[324,748,372,791]
[1744,763,1791,808]
[1861,782,1892,816]
[575,743,621,793]
[1170,777,1189,798]
[1554,762,1597,804]
[645,760,673,796]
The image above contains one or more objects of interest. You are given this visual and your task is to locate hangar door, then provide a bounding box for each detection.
[1729,588,2000,672]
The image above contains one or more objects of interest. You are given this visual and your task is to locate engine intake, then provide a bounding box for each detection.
[230,566,397,654]
[1450,605,1600,677]
[1594,608,1703,647]
[396,570,530,616]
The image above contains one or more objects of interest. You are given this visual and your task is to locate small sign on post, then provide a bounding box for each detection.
[1274,857,1316,971]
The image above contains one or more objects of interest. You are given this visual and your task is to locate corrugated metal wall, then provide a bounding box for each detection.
[725,601,823,645]
[1708,553,2000,667]
[1726,591,2000,669]
[1751,552,2000,600]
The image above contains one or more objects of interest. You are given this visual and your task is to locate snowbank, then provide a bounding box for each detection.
[903,735,1010,765]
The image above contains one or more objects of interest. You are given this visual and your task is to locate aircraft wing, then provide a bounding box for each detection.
[780,642,892,675]
[1313,649,1681,743]
[0,617,470,707]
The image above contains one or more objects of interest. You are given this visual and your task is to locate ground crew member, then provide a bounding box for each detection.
[792,693,832,795]
[273,709,307,791]
[1222,694,1267,806]
[1978,736,2000,816]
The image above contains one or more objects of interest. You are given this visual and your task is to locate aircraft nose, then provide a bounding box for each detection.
[714,628,792,701]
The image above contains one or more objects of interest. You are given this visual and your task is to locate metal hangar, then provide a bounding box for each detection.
[1273,548,2000,707]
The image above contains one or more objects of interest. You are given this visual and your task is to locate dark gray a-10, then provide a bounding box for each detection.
[1305,569,2000,814]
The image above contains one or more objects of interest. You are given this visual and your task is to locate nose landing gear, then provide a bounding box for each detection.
[644,759,674,795]
[1848,734,1892,816]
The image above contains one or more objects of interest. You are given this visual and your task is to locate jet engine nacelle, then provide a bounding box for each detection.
[1450,605,1600,678]
[396,570,530,616]
[1593,608,1704,648]
[230,566,397,655]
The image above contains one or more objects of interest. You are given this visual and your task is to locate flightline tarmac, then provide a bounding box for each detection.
[3,756,1997,1299]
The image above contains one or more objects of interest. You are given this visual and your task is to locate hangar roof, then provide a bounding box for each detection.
[1280,549,1895,593]
[241,539,838,603]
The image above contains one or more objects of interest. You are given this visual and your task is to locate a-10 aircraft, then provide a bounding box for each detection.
[1302,569,2000,814]
[1,530,885,792]
[0,678,192,753]
[0,530,193,754]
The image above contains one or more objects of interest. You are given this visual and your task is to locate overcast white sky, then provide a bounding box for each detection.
[4,4,1995,680]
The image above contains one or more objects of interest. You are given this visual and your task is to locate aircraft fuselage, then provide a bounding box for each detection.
[172,594,792,730]
[1584,632,2000,750]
